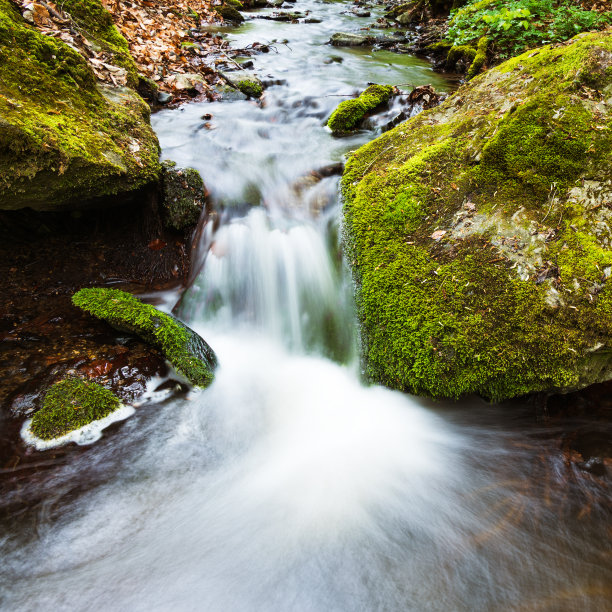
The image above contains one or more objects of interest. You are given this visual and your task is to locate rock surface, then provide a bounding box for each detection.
[342,31,612,401]
[329,32,373,47]
[73,288,217,386]
[0,0,160,211]
[161,161,205,231]
[220,69,264,98]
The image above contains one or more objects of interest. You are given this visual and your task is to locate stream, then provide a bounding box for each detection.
[1,1,611,610]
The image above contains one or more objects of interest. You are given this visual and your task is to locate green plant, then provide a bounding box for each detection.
[447,0,611,59]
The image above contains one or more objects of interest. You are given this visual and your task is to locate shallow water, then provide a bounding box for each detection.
[1,2,610,610]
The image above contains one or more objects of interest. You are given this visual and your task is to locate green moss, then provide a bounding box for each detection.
[0,0,160,210]
[226,0,244,8]
[31,378,121,440]
[342,31,612,401]
[58,0,140,88]
[215,4,245,23]
[327,84,394,135]
[467,35,488,79]
[72,288,217,386]
[446,44,476,69]
[236,79,263,98]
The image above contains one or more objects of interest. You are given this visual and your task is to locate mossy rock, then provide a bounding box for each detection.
[215,4,245,23]
[73,288,217,386]
[342,31,612,401]
[31,378,121,440]
[161,160,205,231]
[327,84,394,135]
[0,0,160,210]
[220,70,263,98]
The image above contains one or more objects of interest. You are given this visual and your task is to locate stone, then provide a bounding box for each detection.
[73,288,218,387]
[329,32,373,47]
[0,0,160,211]
[342,31,612,401]
[161,161,205,231]
[220,70,264,98]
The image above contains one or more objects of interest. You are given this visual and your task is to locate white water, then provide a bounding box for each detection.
[1,2,610,611]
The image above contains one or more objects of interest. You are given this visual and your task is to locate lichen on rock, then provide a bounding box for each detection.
[73,288,217,386]
[342,30,612,401]
[30,378,121,440]
[0,0,160,210]
[327,84,395,135]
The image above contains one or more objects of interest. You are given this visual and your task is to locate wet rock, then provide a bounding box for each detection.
[342,31,612,401]
[329,32,373,47]
[213,83,249,101]
[161,161,205,231]
[220,70,264,98]
[73,288,217,387]
[327,84,394,134]
[157,91,174,104]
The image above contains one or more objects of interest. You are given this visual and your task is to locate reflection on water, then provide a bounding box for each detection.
[0,1,610,610]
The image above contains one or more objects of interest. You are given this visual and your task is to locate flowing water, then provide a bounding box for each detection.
[1,2,611,610]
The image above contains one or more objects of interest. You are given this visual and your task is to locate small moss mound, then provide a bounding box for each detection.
[327,84,394,135]
[237,79,263,98]
[31,378,120,440]
[73,288,217,386]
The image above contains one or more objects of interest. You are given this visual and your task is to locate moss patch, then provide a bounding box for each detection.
[73,288,217,386]
[327,84,394,135]
[0,0,160,210]
[236,79,263,98]
[342,31,612,401]
[31,378,120,440]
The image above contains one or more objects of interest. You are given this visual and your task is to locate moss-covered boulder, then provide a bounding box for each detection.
[73,288,217,386]
[31,378,121,440]
[0,0,160,210]
[161,161,205,231]
[342,30,612,401]
[327,84,395,135]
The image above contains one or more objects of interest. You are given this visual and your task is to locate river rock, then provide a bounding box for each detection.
[171,73,206,92]
[329,32,373,47]
[327,84,394,134]
[220,70,264,98]
[73,288,218,387]
[342,31,612,401]
[0,0,160,211]
[161,161,205,231]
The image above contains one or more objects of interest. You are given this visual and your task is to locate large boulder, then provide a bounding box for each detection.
[0,0,160,210]
[342,31,612,401]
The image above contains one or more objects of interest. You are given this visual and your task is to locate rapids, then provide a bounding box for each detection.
[1,2,610,611]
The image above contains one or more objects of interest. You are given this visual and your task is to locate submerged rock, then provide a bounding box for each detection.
[161,161,205,231]
[0,0,160,211]
[327,84,395,135]
[30,378,121,440]
[73,288,217,387]
[342,31,612,401]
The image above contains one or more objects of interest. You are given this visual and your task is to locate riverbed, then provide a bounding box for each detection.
[0,1,610,610]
